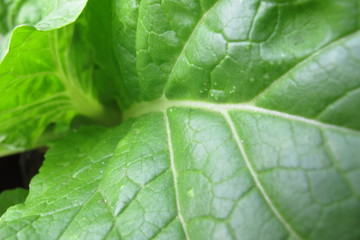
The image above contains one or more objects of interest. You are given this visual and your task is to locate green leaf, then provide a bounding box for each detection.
[0,0,120,156]
[0,0,42,36]
[1,0,360,239]
[1,109,359,239]
[115,0,360,107]
[0,188,28,216]
[0,0,42,58]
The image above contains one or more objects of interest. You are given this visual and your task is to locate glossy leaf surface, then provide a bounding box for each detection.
[0,0,359,239]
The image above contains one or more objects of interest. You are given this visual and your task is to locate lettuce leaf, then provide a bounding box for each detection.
[0,0,120,156]
[0,0,359,239]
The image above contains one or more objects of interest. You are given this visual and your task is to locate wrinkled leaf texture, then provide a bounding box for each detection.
[0,0,360,239]
[0,0,121,156]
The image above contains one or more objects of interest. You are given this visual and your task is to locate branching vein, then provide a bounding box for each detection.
[222,111,303,240]
[164,111,190,240]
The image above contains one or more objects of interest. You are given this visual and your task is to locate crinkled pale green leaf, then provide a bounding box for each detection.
[0,0,87,59]
[0,0,42,58]
[9,0,42,30]
[0,0,40,37]
[0,0,120,156]
[0,188,28,216]
[1,0,360,239]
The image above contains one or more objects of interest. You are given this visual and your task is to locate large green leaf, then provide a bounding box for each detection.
[1,0,360,239]
[114,0,360,106]
[0,0,121,156]
[1,108,359,239]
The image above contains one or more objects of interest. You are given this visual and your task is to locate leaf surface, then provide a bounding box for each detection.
[0,0,120,156]
[1,0,360,239]
[1,107,359,239]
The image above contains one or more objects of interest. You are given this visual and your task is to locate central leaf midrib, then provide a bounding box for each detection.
[124,97,360,135]
[50,29,105,120]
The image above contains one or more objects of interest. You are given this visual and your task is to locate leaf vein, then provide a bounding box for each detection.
[252,29,360,102]
[164,111,190,240]
[222,111,303,240]
[164,0,225,92]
